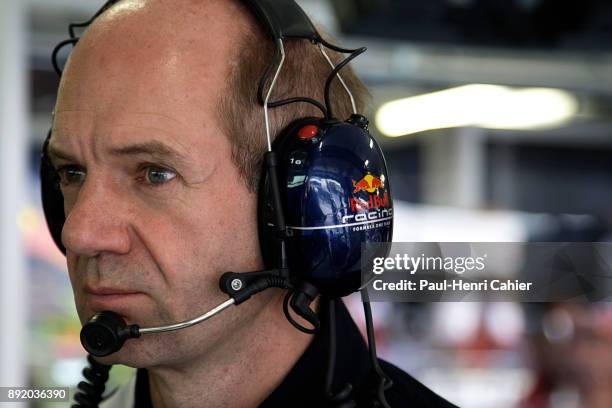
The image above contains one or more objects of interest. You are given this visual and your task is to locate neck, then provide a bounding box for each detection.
[147,293,314,408]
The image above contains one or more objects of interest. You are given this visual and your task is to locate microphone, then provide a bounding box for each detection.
[81,298,236,357]
[80,270,292,357]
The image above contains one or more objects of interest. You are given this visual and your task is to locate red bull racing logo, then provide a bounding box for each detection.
[343,173,393,228]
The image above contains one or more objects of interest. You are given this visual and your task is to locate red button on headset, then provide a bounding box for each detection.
[298,125,319,140]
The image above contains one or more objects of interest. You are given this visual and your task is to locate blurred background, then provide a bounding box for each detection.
[1,0,612,407]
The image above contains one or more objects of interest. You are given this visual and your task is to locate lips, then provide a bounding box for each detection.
[84,285,142,296]
[83,285,145,313]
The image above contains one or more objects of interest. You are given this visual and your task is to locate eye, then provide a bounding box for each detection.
[142,166,177,186]
[56,165,86,187]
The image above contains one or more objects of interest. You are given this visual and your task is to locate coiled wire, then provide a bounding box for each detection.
[72,355,112,408]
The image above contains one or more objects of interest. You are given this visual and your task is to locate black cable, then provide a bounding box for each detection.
[51,38,79,76]
[267,97,327,117]
[317,37,363,54]
[323,47,366,120]
[72,355,112,408]
[68,0,120,38]
[325,297,337,394]
[325,298,354,406]
[362,291,392,408]
[52,1,121,76]
[232,275,292,305]
[283,291,319,334]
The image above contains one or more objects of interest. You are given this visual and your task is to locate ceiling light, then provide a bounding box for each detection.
[375,84,578,137]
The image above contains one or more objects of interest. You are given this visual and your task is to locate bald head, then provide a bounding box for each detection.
[57,0,252,124]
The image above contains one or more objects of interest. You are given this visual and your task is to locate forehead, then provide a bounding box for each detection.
[53,0,245,146]
[51,109,196,159]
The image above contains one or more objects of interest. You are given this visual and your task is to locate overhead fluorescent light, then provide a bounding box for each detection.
[375,84,578,137]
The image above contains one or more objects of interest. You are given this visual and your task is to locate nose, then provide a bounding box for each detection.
[61,177,132,257]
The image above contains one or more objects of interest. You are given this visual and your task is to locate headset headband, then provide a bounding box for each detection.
[241,0,321,41]
[83,0,321,42]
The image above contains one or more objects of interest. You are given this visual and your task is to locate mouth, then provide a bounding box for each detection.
[85,285,142,296]
[83,285,145,315]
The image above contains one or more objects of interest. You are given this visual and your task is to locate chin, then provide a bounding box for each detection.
[91,337,159,368]
[95,331,196,369]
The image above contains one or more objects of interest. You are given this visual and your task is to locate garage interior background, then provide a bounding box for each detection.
[1,0,612,407]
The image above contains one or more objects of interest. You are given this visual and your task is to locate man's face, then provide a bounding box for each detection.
[47,1,269,366]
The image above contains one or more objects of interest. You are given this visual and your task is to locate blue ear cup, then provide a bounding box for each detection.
[258,115,393,298]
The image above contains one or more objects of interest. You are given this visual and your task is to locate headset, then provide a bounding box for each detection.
[40,1,394,406]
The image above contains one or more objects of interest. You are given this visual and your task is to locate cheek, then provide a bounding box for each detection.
[156,169,261,283]
[183,185,260,271]
[197,165,262,268]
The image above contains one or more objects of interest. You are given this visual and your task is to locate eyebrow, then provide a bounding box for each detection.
[109,141,189,164]
[47,140,191,167]
[47,144,76,164]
